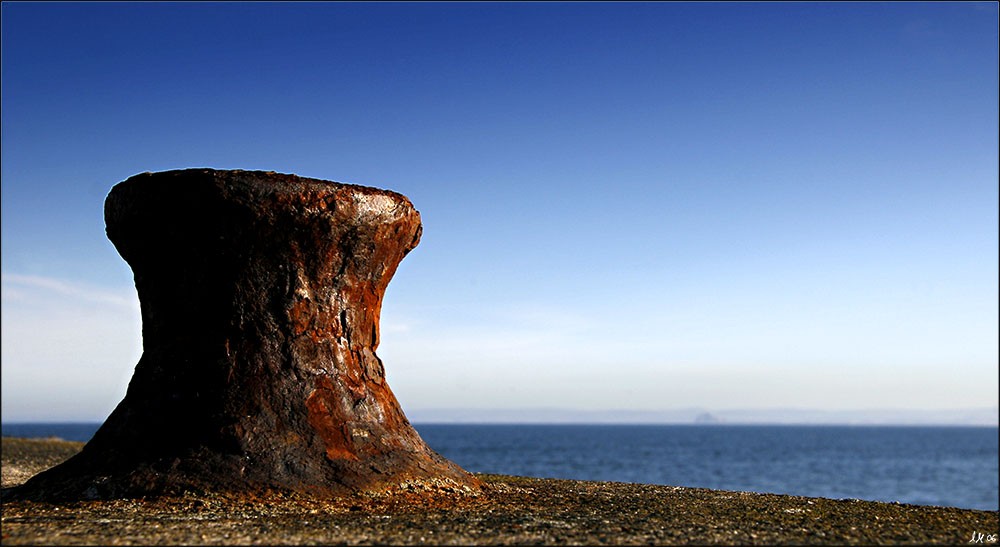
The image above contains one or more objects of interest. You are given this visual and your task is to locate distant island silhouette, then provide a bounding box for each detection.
[405,406,999,426]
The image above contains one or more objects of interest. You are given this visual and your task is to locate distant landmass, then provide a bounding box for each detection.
[407,406,999,426]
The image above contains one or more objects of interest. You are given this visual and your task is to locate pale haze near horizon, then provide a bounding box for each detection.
[1,3,997,423]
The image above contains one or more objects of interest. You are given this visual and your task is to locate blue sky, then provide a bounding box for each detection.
[2,2,997,422]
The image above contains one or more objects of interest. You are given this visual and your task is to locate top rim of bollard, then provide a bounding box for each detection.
[106,168,420,225]
[113,168,414,203]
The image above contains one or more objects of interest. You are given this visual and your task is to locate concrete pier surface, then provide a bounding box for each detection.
[2,437,996,545]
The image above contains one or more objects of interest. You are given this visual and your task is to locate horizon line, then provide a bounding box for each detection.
[4,405,997,427]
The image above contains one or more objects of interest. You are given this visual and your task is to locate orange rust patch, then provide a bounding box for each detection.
[289,300,312,337]
[305,377,358,462]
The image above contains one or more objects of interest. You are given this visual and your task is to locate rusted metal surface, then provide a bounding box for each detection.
[7,169,477,501]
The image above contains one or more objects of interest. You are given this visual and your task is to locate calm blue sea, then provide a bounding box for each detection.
[3,422,997,511]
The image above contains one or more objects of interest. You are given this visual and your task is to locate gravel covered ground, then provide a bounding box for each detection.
[2,437,996,545]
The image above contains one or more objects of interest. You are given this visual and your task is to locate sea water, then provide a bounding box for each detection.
[3,422,996,511]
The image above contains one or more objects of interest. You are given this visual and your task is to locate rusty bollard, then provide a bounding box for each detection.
[8,169,478,500]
